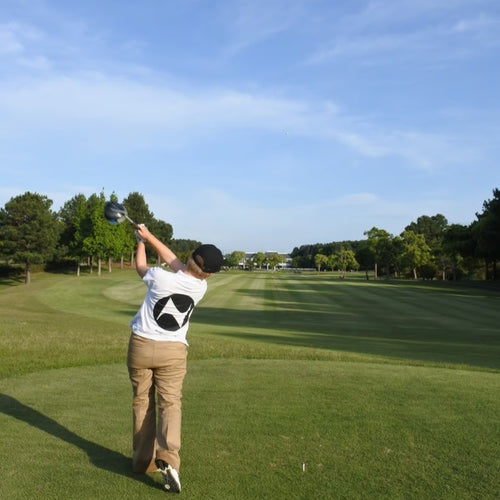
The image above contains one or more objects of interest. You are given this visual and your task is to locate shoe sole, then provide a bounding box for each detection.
[158,466,181,493]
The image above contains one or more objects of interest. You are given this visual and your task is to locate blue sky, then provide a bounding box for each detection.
[1,0,499,253]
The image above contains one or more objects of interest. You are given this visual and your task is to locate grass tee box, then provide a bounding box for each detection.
[1,271,499,499]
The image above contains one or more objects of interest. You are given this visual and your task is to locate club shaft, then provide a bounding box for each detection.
[125,215,139,228]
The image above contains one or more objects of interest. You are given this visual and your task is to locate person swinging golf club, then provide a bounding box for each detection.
[127,223,223,493]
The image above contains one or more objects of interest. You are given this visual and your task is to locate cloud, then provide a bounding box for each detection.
[0,1,490,179]
[0,75,301,126]
[0,70,476,172]
[218,0,302,57]
[0,23,25,55]
[340,0,490,32]
[307,33,407,64]
[0,21,54,70]
[452,13,500,34]
[334,193,381,206]
[306,1,500,66]
[331,128,475,171]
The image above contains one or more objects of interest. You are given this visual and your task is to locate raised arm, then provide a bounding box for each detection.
[136,224,186,272]
[135,239,149,278]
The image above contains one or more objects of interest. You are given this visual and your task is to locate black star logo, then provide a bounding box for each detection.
[153,294,195,331]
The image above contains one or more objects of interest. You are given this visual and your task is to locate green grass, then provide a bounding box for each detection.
[1,270,499,499]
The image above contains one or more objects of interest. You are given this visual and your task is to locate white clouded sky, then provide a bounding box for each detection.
[1,0,499,253]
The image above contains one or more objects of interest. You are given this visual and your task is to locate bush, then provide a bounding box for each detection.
[0,263,24,279]
[419,263,439,280]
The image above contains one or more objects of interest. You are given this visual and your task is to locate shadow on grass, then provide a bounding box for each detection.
[0,277,24,286]
[193,279,500,370]
[196,309,500,370]
[0,394,158,490]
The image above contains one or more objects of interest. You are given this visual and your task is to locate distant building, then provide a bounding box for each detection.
[238,252,292,269]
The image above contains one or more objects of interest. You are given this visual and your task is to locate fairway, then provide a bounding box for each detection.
[1,271,499,499]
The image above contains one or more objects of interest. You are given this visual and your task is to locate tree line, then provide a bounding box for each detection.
[0,191,198,284]
[290,188,500,281]
[1,188,499,283]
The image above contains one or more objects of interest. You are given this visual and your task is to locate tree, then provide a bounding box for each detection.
[405,214,448,278]
[123,192,155,226]
[314,253,328,272]
[0,192,61,284]
[336,248,359,278]
[327,253,337,271]
[122,192,155,264]
[80,192,128,275]
[167,239,201,264]
[364,227,395,279]
[227,251,246,268]
[151,219,173,244]
[170,239,202,254]
[107,216,132,271]
[355,241,375,273]
[253,252,266,269]
[267,252,285,270]
[400,230,432,279]
[405,214,448,251]
[59,194,86,242]
[81,193,107,275]
[148,219,173,265]
[442,224,475,280]
[59,194,88,275]
[474,188,500,279]
[290,245,316,268]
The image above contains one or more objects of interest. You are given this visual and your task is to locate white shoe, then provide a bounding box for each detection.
[156,459,181,493]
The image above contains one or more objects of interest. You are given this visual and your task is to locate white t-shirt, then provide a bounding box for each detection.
[129,267,207,344]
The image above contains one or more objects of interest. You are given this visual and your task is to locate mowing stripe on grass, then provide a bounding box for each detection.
[193,273,500,371]
[1,271,499,376]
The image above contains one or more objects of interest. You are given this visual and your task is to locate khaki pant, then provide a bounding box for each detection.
[127,333,187,473]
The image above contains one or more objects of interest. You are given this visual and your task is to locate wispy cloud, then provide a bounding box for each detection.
[218,0,302,57]
[452,13,500,34]
[306,1,500,66]
[0,20,62,75]
[0,75,307,137]
[331,128,475,171]
[0,23,25,55]
[307,33,411,64]
[0,70,476,171]
[0,21,56,73]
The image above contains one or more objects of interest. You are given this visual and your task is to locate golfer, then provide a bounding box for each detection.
[127,224,223,493]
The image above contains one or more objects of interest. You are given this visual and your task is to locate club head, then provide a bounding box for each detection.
[104,201,128,225]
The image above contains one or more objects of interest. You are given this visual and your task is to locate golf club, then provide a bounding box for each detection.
[104,201,139,228]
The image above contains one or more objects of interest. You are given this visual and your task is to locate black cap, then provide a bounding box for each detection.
[192,244,224,273]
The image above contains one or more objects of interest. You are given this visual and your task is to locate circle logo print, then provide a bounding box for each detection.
[153,294,195,331]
